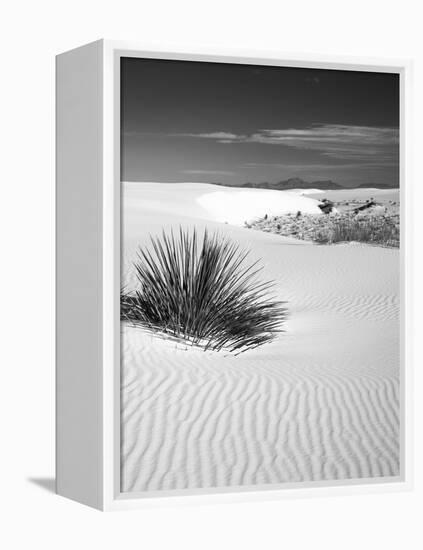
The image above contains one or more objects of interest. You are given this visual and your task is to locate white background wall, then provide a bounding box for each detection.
[1,1,422,548]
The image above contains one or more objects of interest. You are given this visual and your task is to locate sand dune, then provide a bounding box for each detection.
[304,187,399,203]
[123,181,323,226]
[121,182,400,493]
[197,187,322,224]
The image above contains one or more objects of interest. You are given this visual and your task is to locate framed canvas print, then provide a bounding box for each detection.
[56,40,412,510]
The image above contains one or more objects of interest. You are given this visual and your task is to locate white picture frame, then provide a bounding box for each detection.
[56,39,413,511]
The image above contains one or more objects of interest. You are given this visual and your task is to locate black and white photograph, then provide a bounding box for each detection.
[119,57,400,494]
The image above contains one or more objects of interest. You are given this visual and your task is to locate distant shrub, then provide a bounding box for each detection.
[121,228,286,354]
[318,216,399,247]
[249,212,399,248]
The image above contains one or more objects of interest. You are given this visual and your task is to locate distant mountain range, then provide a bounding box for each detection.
[242,178,343,190]
[212,178,397,190]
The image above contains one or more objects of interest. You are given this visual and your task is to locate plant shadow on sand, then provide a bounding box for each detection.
[121,227,287,355]
[122,322,237,355]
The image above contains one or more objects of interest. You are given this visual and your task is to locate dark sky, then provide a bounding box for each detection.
[121,57,399,187]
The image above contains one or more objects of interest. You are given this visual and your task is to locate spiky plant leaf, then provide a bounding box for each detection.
[121,228,286,353]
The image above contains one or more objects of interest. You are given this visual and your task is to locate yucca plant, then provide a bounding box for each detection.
[121,227,286,354]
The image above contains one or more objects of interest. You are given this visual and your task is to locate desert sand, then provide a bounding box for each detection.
[121,182,400,493]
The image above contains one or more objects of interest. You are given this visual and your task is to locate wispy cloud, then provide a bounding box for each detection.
[305,76,320,86]
[174,124,399,163]
[181,132,240,140]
